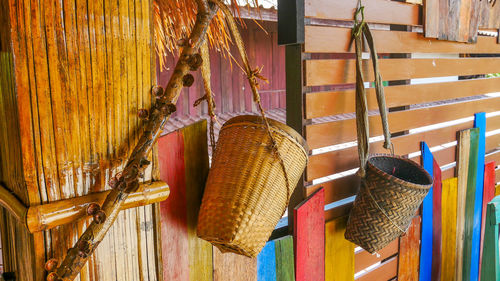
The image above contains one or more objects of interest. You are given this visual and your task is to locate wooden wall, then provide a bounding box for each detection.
[0,1,160,280]
[158,19,286,118]
[283,0,500,279]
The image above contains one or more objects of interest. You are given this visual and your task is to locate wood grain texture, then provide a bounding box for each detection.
[356,257,398,281]
[304,0,421,26]
[305,77,500,119]
[275,236,295,281]
[479,162,496,281]
[325,216,354,281]
[420,142,434,281]
[470,113,486,281]
[305,58,500,86]
[456,129,472,281]
[480,196,500,281]
[306,97,499,150]
[462,128,479,281]
[398,216,422,281]
[294,188,325,281]
[355,239,398,273]
[257,241,277,281]
[305,26,500,54]
[157,120,212,281]
[432,160,442,281]
[441,178,458,281]
[213,248,257,281]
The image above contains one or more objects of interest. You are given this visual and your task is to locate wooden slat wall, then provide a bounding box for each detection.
[0,1,160,280]
[285,0,500,279]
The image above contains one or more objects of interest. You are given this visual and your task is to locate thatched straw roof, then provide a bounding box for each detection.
[154,0,264,69]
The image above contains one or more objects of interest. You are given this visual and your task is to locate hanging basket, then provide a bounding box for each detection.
[344,6,432,253]
[197,115,308,257]
[345,155,432,253]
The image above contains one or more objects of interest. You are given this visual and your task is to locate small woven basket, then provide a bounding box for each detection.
[197,115,308,257]
[345,154,432,253]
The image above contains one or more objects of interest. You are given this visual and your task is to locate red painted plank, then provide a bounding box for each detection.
[432,160,442,281]
[294,188,325,281]
[158,127,189,281]
[479,161,497,281]
[398,216,422,281]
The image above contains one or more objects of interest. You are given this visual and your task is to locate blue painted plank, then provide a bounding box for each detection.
[420,142,434,281]
[471,112,486,281]
[257,241,277,281]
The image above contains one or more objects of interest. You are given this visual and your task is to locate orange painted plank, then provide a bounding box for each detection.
[305,58,500,86]
[304,26,500,54]
[398,216,422,281]
[304,0,420,26]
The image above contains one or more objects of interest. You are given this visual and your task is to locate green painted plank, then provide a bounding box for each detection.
[480,196,500,281]
[463,128,479,281]
[275,235,295,281]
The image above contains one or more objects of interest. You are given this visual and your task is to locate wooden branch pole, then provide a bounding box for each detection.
[0,183,28,223]
[49,1,218,280]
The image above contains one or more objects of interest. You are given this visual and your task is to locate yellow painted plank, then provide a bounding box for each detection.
[325,216,354,281]
[495,185,500,196]
[441,177,458,281]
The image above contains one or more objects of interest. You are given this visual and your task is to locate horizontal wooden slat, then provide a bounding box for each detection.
[325,202,353,222]
[306,97,500,149]
[487,133,500,151]
[305,0,420,26]
[305,77,500,119]
[355,240,398,273]
[356,257,398,281]
[486,150,500,165]
[305,58,500,86]
[305,26,500,54]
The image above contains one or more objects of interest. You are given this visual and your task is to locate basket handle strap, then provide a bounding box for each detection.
[352,6,392,177]
[213,1,292,205]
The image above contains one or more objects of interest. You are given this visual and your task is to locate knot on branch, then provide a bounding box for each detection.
[93,210,106,224]
[44,258,58,272]
[187,53,203,71]
[160,103,177,115]
[86,203,101,216]
[152,85,164,99]
[46,272,61,281]
[183,74,195,87]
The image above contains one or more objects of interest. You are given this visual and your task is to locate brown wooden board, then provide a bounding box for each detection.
[398,216,422,281]
[213,248,257,281]
[305,77,500,119]
[306,97,500,150]
[305,58,500,86]
[355,239,398,273]
[304,0,421,26]
[356,257,398,281]
[304,26,500,54]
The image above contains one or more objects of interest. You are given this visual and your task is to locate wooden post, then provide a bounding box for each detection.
[480,195,500,281]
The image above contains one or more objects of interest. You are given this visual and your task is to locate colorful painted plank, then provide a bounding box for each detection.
[456,129,471,281]
[157,120,213,281]
[441,178,458,281]
[462,128,480,281]
[471,112,486,281]
[480,195,500,281]
[294,188,325,281]
[398,216,422,281]
[479,161,496,281]
[325,216,354,281]
[432,160,442,281]
[275,236,295,281]
[213,248,257,281]
[257,241,277,281]
[419,142,434,281]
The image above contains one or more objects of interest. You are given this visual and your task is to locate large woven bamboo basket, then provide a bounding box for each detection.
[197,115,308,257]
[345,154,432,253]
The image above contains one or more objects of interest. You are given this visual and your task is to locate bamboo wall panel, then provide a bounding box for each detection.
[305,58,500,86]
[0,0,159,280]
[157,121,212,281]
[305,77,500,119]
[304,26,500,54]
[305,0,421,25]
[398,216,421,281]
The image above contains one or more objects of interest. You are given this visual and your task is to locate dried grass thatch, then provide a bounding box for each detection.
[154,0,261,69]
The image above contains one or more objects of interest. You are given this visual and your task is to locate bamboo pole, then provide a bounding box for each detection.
[0,181,168,233]
[26,181,169,233]
[49,1,218,280]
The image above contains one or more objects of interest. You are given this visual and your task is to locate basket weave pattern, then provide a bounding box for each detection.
[197,116,307,257]
[345,155,432,253]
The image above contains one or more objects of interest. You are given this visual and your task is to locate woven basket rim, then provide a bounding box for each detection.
[367,154,433,190]
[222,115,309,153]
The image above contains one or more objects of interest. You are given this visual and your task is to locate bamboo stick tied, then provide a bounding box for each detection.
[47,1,218,279]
